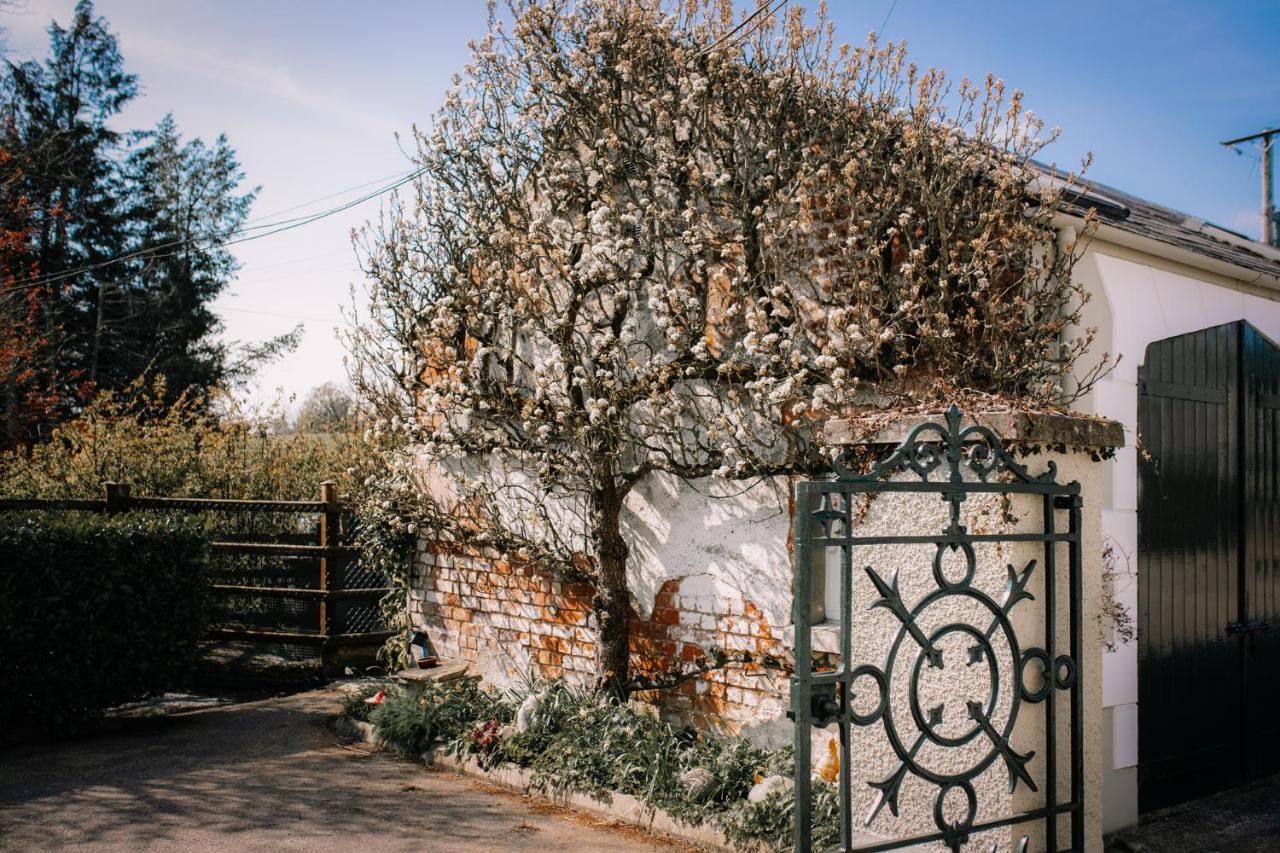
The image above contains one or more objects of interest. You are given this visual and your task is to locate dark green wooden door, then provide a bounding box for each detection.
[1138,321,1280,812]
[1241,324,1280,780]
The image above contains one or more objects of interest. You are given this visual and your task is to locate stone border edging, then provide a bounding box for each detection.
[334,716,741,852]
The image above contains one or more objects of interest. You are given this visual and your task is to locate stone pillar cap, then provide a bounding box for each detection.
[824,407,1124,449]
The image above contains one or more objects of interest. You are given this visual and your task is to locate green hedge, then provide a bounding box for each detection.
[0,512,211,731]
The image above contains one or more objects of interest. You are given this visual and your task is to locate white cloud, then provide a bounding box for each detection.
[3,2,401,135]
[123,28,400,136]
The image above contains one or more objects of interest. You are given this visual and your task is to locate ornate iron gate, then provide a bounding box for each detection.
[791,406,1084,852]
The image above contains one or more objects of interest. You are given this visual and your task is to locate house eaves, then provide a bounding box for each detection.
[1037,167,1280,293]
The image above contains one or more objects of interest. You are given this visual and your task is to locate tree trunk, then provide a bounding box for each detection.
[88,280,107,385]
[591,486,631,697]
[1,379,15,449]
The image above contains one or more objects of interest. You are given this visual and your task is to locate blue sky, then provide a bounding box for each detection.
[3,1,1277,405]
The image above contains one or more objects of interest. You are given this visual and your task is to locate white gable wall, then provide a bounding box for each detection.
[1070,235,1280,833]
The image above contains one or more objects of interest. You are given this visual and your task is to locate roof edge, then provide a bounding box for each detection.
[1054,211,1280,294]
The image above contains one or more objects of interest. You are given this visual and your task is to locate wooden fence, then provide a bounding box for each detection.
[0,480,393,675]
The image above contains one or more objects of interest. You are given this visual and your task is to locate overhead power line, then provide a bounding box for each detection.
[209,304,342,324]
[240,168,412,226]
[243,262,361,287]
[1,164,426,296]
[877,0,901,39]
[697,0,788,57]
[240,247,356,274]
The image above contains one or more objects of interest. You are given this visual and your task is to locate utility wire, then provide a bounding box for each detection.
[877,0,901,39]
[209,304,342,324]
[242,262,361,287]
[1,164,426,296]
[696,0,788,57]
[729,0,789,53]
[240,247,355,274]
[5,165,423,292]
[239,168,411,226]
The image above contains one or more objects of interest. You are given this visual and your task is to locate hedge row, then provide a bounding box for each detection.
[0,512,211,732]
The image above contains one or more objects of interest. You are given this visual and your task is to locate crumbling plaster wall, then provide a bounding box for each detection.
[620,471,792,625]
[408,470,799,729]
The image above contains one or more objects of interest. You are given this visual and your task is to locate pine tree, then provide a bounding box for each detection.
[116,114,255,395]
[1,2,257,407]
[1,0,136,389]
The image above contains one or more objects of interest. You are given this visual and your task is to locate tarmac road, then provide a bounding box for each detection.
[0,689,682,852]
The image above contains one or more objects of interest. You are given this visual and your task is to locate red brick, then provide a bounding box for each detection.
[651,607,679,626]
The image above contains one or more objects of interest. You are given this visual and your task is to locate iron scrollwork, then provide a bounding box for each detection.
[792,405,1085,852]
[831,405,1056,487]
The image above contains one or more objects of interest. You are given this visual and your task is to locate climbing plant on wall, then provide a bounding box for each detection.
[345,0,1111,692]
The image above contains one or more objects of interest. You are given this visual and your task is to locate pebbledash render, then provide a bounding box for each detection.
[409,175,1280,835]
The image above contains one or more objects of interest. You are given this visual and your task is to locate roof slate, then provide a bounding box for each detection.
[1049,168,1280,281]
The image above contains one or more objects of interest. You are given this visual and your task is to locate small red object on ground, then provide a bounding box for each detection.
[363,690,386,705]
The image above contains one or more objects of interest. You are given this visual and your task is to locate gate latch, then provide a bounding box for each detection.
[788,682,841,728]
[1226,620,1271,635]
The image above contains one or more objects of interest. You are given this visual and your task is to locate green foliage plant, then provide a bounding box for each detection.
[369,680,506,759]
[0,375,370,502]
[0,374,416,666]
[339,682,394,723]
[356,675,838,850]
[0,511,211,732]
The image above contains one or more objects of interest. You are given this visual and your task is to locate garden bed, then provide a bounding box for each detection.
[333,680,843,852]
[336,716,735,850]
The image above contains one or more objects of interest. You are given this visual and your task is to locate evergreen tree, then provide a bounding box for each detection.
[117,114,255,394]
[0,2,258,409]
[1,0,136,387]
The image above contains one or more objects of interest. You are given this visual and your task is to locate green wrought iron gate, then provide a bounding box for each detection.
[1137,320,1280,811]
[791,406,1084,852]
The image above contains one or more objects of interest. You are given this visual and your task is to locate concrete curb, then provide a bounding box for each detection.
[335,716,740,851]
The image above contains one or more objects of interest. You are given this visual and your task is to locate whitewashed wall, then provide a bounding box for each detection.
[622,472,792,625]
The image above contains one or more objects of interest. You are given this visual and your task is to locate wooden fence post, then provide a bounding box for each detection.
[103,482,131,513]
[318,480,340,674]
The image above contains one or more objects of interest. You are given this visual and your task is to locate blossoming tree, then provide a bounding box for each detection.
[346,0,1106,691]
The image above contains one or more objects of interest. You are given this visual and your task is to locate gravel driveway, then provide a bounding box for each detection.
[0,689,681,852]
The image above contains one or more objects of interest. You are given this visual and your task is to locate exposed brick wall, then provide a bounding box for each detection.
[410,538,790,730]
[411,540,599,683]
[630,578,789,729]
